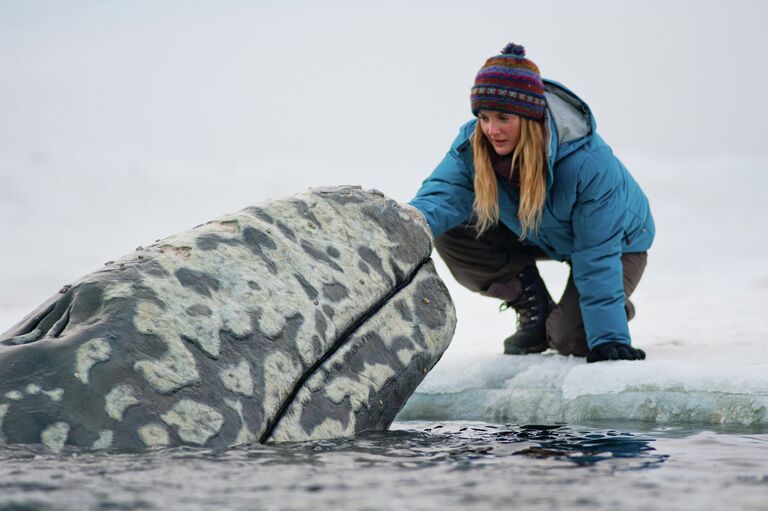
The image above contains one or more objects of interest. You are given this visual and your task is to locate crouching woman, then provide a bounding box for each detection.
[409,43,655,362]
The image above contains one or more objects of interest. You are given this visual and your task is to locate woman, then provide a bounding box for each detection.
[409,43,654,363]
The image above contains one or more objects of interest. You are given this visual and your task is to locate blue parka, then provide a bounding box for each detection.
[409,80,655,350]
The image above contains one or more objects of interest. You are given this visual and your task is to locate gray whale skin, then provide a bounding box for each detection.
[0,186,455,452]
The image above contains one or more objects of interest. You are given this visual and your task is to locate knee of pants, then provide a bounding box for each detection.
[546,313,589,357]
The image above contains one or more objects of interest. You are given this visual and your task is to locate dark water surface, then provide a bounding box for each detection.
[1,421,767,511]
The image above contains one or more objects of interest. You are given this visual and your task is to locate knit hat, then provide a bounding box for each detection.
[470,43,546,120]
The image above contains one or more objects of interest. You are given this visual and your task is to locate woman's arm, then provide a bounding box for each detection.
[409,125,475,237]
[570,150,635,352]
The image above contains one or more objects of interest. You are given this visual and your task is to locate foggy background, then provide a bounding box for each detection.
[1,0,766,356]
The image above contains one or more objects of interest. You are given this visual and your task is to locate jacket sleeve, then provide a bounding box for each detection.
[408,128,475,238]
[570,151,631,350]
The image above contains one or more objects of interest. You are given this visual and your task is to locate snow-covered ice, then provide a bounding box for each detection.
[399,350,768,425]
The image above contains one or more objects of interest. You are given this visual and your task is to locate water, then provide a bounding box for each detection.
[1,421,766,511]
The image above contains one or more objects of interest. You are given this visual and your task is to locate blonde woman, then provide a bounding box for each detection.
[409,43,654,362]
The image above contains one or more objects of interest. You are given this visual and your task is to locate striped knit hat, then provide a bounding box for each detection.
[470,43,546,120]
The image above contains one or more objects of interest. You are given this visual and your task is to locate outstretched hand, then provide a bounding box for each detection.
[587,341,646,363]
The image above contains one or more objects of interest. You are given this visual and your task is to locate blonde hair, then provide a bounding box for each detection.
[471,117,548,239]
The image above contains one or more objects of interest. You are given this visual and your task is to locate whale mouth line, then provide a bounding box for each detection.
[259,254,433,444]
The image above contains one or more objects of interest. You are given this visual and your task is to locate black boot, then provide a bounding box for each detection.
[501,264,555,355]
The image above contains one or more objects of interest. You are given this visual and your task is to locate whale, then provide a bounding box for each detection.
[0,186,456,451]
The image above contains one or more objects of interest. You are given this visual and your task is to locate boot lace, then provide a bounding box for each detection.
[499,284,540,326]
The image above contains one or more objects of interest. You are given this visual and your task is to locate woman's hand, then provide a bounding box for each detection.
[587,341,646,363]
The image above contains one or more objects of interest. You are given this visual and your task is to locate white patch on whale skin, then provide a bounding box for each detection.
[43,388,64,402]
[312,417,355,439]
[161,399,224,446]
[105,384,139,421]
[20,384,64,402]
[103,282,134,301]
[324,363,397,408]
[254,275,311,340]
[219,359,254,397]
[75,338,112,384]
[92,430,113,450]
[394,340,420,367]
[262,351,303,420]
[133,301,200,393]
[224,398,255,445]
[270,416,355,443]
[218,303,252,339]
[4,391,23,401]
[138,423,170,447]
[41,422,69,452]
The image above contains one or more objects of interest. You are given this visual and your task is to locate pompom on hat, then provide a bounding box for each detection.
[470,43,546,120]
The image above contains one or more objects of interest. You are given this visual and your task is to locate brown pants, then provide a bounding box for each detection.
[434,222,647,356]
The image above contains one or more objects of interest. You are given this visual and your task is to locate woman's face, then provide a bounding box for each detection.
[478,110,521,156]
